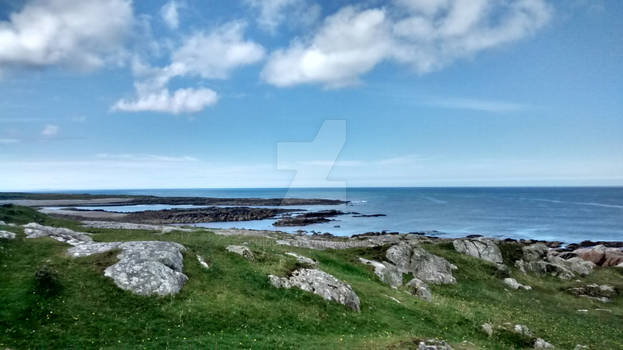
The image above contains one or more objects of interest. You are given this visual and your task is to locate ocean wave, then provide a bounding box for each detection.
[530,198,623,209]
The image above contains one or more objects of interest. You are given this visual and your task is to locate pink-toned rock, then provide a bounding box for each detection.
[574,245,623,267]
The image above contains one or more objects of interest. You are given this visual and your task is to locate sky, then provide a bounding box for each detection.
[0,0,622,190]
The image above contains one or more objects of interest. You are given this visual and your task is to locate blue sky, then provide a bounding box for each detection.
[0,0,621,190]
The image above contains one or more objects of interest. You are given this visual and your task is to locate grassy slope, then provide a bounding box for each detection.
[0,205,622,349]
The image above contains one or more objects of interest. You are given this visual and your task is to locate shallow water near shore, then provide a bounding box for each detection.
[60,187,623,243]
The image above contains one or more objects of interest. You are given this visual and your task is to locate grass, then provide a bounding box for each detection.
[1,205,622,349]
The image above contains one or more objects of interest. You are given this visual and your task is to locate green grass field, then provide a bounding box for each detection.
[1,205,621,349]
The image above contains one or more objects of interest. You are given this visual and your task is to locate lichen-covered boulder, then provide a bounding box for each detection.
[269,268,360,312]
[453,238,503,265]
[226,245,255,260]
[286,252,317,265]
[358,257,403,288]
[0,230,15,239]
[406,277,432,301]
[68,241,188,296]
[503,277,532,290]
[386,243,456,284]
[23,222,92,246]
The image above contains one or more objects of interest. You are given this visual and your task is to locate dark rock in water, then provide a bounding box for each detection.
[273,210,346,227]
[125,207,295,224]
[352,213,387,217]
[83,196,348,207]
[577,240,623,248]
[466,234,483,238]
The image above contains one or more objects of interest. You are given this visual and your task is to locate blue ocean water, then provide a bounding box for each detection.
[72,187,623,243]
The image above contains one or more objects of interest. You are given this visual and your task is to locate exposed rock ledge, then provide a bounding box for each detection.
[453,238,503,265]
[0,230,15,239]
[269,268,360,312]
[81,221,194,234]
[68,241,188,296]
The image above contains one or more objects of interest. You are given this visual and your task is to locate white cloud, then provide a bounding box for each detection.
[0,0,133,72]
[160,1,180,29]
[245,0,320,33]
[41,124,59,136]
[262,0,552,87]
[423,96,527,112]
[112,87,218,114]
[113,21,263,114]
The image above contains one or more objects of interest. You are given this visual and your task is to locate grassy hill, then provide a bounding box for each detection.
[1,205,621,349]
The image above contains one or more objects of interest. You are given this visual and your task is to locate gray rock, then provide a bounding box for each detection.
[0,230,15,239]
[504,277,532,290]
[226,245,255,260]
[534,338,554,348]
[268,268,360,311]
[197,255,209,269]
[567,284,616,302]
[81,221,193,234]
[453,238,503,265]
[276,236,375,250]
[23,222,92,246]
[481,323,494,337]
[523,243,549,262]
[417,339,453,350]
[286,252,317,265]
[0,220,5,225]
[548,255,594,276]
[358,257,403,288]
[386,244,456,284]
[406,277,432,301]
[68,241,188,296]
[516,259,575,280]
[513,324,534,337]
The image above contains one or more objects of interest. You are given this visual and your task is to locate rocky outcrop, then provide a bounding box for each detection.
[574,245,623,267]
[534,338,555,348]
[268,268,360,311]
[81,221,193,233]
[285,252,317,265]
[453,238,503,265]
[515,243,593,280]
[567,284,616,302]
[68,241,188,296]
[226,245,255,260]
[358,257,402,288]
[277,236,376,250]
[125,207,295,224]
[387,243,457,284]
[0,230,15,239]
[23,222,93,246]
[197,255,209,269]
[503,277,532,290]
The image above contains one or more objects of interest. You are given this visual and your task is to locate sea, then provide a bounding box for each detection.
[61,187,623,244]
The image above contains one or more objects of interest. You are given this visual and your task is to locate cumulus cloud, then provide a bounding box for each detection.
[41,124,59,136]
[112,88,218,114]
[245,0,320,33]
[160,1,180,29]
[262,0,552,87]
[0,0,133,72]
[113,21,264,114]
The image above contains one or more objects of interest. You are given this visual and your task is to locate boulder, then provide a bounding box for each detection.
[286,252,317,265]
[197,255,209,269]
[516,259,575,280]
[23,222,92,246]
[481,323,494,337]
[417,339,453,350]
[0,230,15,239]
[226,245,255,260]
[534,338,554,348]
[268,268,360,311]
[503,278,532,290]
[513,324,534,337]
[386,243,457,284]
[453,238,503,265]
[547,255,594,276]
[68,241,188,296]
[567,284,616,302]
[358,257,403,288]
[574,245,623,267]
[522,243,549,262]
[406,277,432,301]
